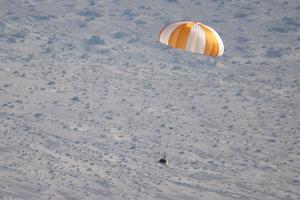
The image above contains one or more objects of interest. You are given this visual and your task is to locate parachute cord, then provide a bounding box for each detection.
[163,140,170,158]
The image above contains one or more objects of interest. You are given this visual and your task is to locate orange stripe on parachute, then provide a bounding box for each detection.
[168,23,193,50]
[200,24,219,56]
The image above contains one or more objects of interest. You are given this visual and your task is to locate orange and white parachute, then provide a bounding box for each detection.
[158,21,224,57]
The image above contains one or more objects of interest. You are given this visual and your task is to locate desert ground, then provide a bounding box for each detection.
[0,0,299,199]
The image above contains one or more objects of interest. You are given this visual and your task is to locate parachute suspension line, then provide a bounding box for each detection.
[163,140,170,158]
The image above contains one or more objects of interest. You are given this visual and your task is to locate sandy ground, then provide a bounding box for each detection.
[0,0,299,199]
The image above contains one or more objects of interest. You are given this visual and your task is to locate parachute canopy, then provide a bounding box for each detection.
[158,21,224,57]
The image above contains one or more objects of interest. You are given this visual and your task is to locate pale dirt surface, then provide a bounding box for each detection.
[0,0,299,199]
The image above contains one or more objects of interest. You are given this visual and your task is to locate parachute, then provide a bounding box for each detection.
[158,21,224,57]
